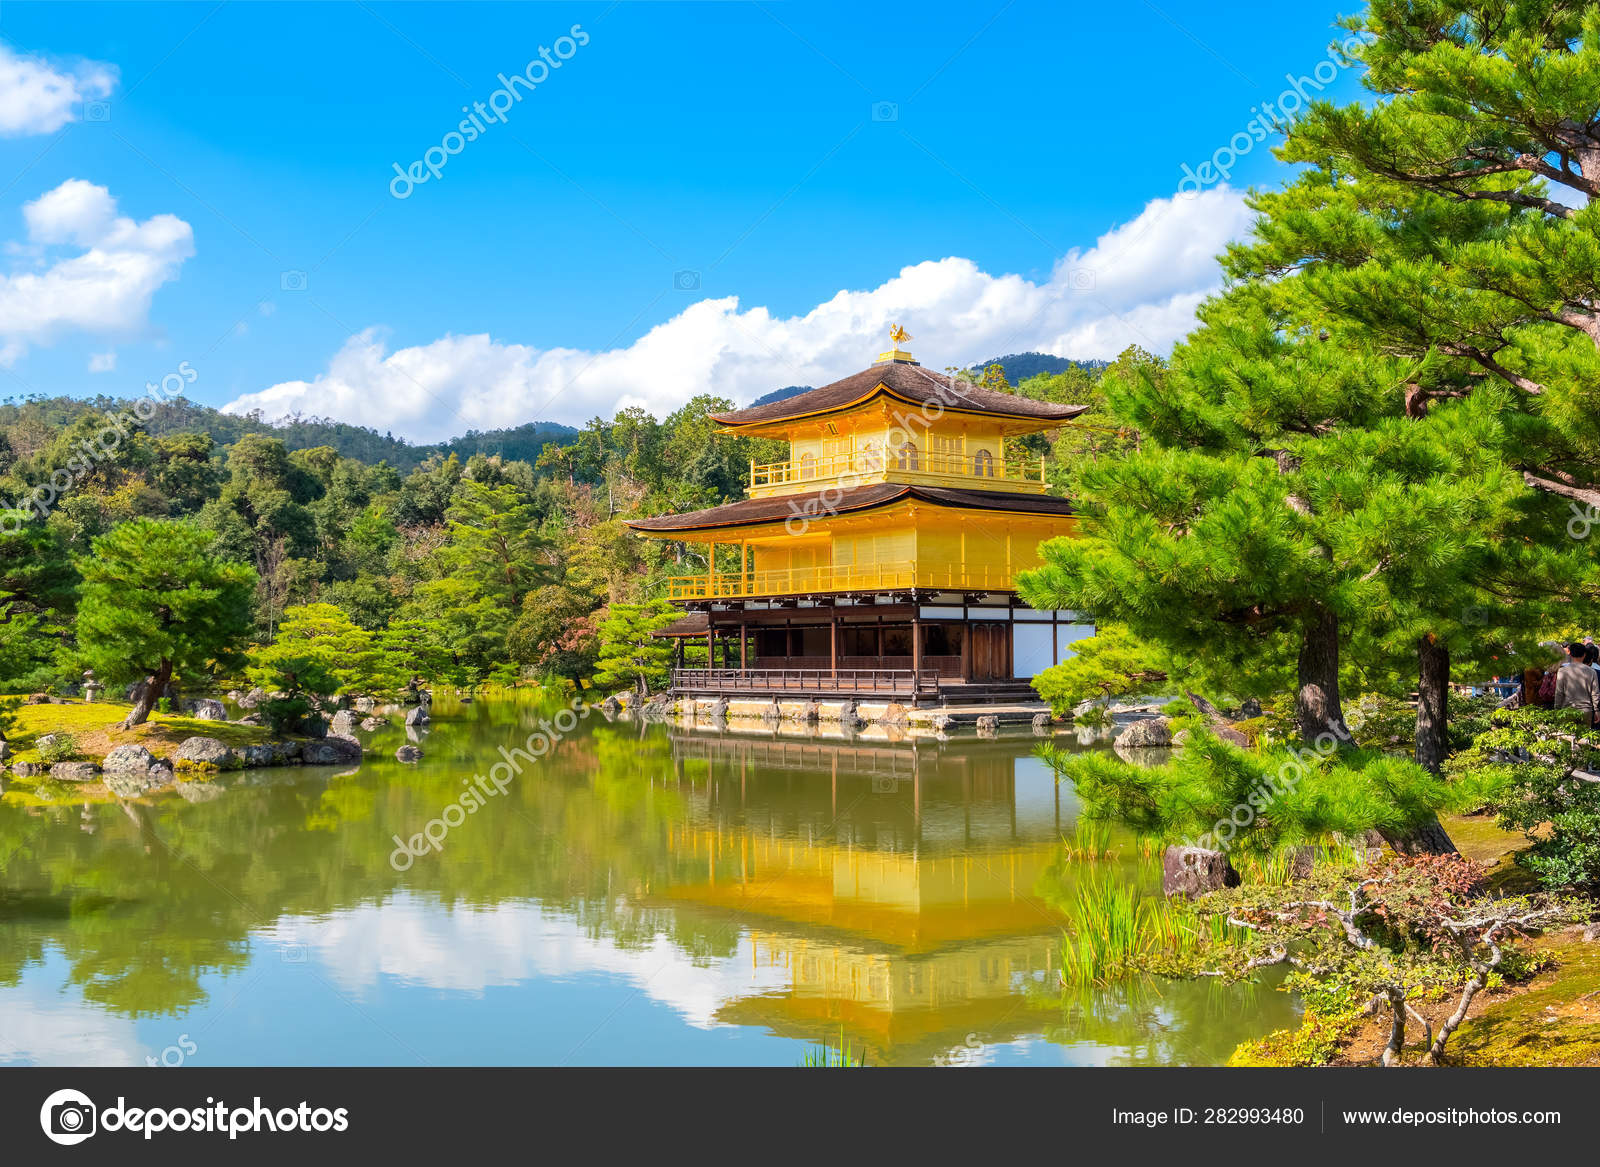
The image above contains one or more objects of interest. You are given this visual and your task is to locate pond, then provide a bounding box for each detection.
[0,694,1298,1067]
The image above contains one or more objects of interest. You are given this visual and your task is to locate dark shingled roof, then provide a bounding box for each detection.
[710,361,1088,427]
[654,611,710,638]
[626,483,1077,533]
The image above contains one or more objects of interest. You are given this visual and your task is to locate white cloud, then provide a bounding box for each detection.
[87,350,115,372]
[224,186,1252,442]
[0,40,116,137]
[0,179,194,364]
[266,896,790,1029]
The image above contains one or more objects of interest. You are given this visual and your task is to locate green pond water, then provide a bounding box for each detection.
[0,693,1298,1066]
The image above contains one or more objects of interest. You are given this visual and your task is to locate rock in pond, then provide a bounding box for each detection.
[237,744,279,768]
[1032,711,1053,735]
[395,745,423,763]
[237,687,267,709]
[175,737,235,770]
[975,715,1000,736]
[103,744,157,773]
[404,706,429,727]
[329,709,358,736]
[50,761,100,782]
[301,735,363,765]
[1114,716,1172,749]
[1162,846,1240,899]
[187,698,228,721]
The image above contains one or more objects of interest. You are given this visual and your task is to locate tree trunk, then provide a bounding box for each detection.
[1381,816,1457,856]
[122,659,172,730]
[1295,607,1348,742]
[1376,633,1458,856]
[1415,633,1449,773]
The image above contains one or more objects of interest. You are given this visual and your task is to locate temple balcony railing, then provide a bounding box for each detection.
[664,559,1022,600]
[747,450,1047,496]
[672,666,940,697]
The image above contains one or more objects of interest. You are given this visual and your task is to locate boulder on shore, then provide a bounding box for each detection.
[237,687,267,710]
[1162,846,1240,899]
[975,714,1000,736]
[103,744,157,773]
[301,735,363,766]
[174,737,235,770]
[1114,717,1172,749]
[50,761,100,782]
[1032,711,1053,735]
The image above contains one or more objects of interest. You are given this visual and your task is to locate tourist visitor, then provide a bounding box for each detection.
[1552,642,1600,724]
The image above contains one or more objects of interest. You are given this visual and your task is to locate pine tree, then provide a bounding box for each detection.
[76,519,257,728]
[593,600,678,697]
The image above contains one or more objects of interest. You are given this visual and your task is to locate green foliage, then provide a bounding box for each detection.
[247,603,397,700]
[1447,707,1600,889]
[593,599,678,696]
[1195,855,1584,1065]
[36,732,78,763]
[1029,624,1171,718]
[75,519,257,689]
[1042,736,1468,855]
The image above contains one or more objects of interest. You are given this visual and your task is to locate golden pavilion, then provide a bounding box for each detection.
[626,331,1094,702]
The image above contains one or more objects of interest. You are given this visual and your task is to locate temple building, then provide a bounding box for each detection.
[627,331,1095,702]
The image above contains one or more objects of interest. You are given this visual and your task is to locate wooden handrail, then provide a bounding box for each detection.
[750,449,1045,489]
[665,560,1020,600]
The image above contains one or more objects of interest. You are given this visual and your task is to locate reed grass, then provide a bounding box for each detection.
[800,1028,866,1067]
[1057,873,1245,988]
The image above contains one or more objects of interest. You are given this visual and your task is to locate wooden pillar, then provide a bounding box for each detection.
[830,616,838,675]
[911,610,922,699]
[739,622,747,670]
[961,608,973,682]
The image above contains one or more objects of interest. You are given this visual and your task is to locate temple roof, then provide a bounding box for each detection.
[709,361,1088,428]
[626,483,1077,533]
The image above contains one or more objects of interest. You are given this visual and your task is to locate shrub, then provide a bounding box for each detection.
[1447,707,1600,890]
[37,732,79,763]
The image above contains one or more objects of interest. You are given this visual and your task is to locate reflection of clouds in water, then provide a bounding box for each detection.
[263,895,790,1028]
[0,977,145,1066]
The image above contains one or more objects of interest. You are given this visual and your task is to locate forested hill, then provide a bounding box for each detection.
[0,395,577,472]
[742,352,1107,409]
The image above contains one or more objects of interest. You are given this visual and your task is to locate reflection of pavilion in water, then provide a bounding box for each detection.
[656,733,1077,1064]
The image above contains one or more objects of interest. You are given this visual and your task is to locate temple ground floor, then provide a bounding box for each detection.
[660,592,1094,705]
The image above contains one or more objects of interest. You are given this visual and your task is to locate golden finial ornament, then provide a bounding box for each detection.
[877,323,919,365]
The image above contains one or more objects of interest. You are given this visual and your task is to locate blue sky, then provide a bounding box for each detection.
[0,0,1367,440]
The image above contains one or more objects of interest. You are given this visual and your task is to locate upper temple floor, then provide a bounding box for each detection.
[707,349,1087,499]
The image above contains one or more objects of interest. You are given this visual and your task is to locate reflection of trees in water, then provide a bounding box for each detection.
[0,702,748,1017]
[0,700,1297,1064]
[1019,963,1298,1066]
